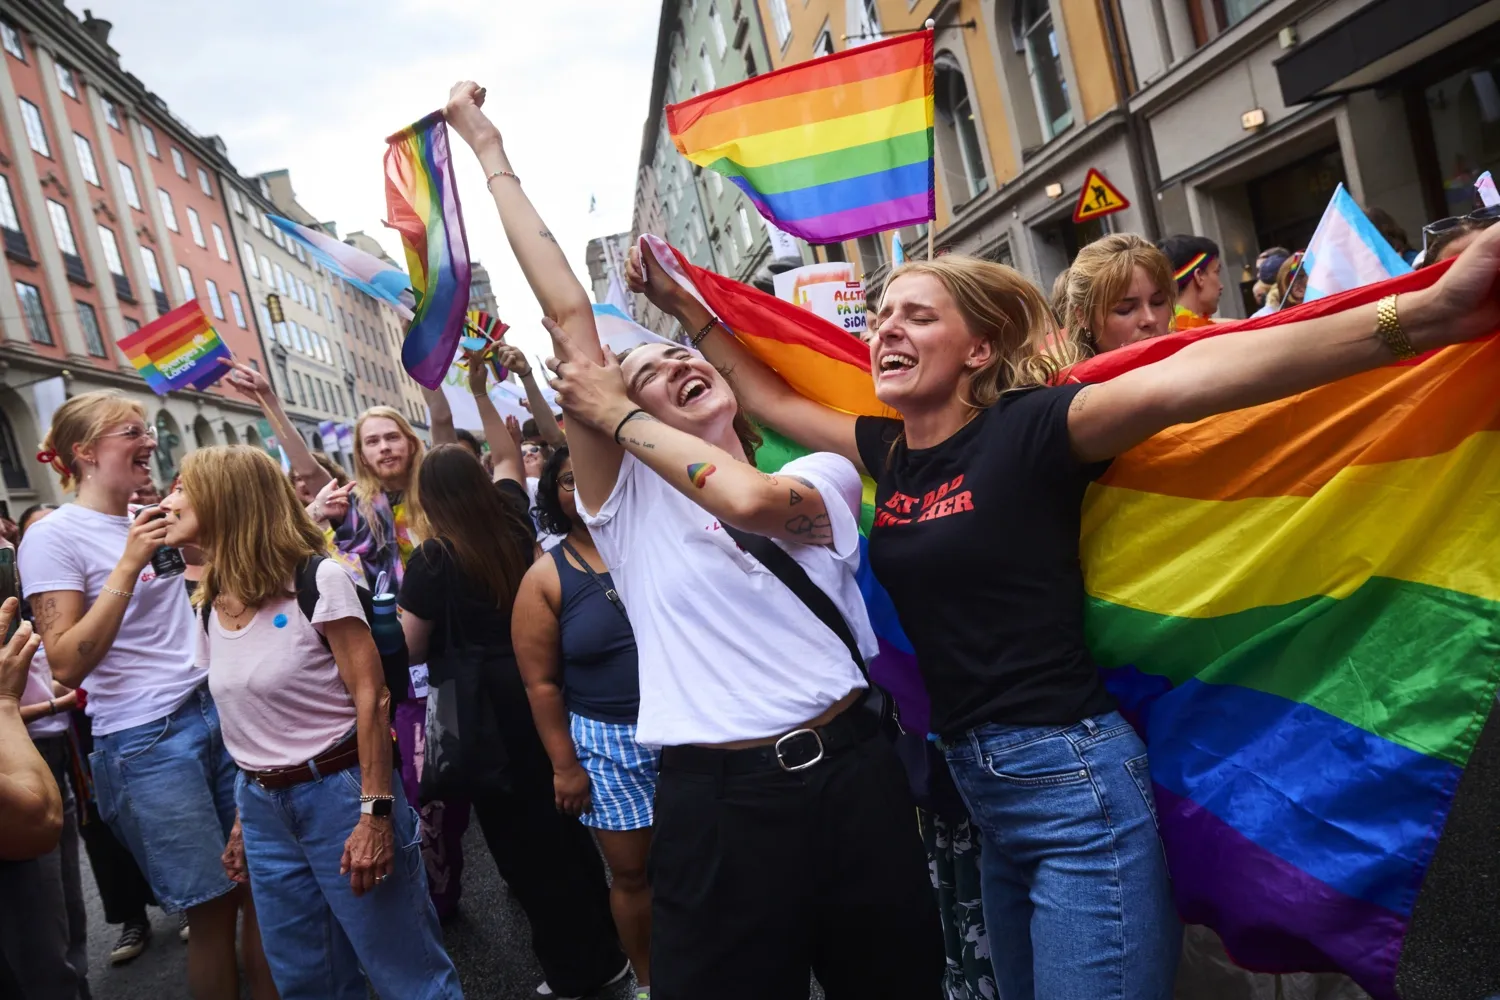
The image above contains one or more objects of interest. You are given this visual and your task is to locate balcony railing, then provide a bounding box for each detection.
[113,273,134,302]
[2,227,31,261]
[62,252,88,284]
[154,290,170,314]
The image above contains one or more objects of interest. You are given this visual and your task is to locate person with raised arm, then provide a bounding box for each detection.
[622,225,1500,1000]
[443,80,943,1000]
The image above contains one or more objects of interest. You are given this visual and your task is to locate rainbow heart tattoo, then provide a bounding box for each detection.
[687,462,717,488]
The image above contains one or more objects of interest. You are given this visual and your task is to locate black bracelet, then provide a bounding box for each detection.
[613,408,646,444]
[690,316,720,349]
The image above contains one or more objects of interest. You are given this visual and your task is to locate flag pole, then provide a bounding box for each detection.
[926,18,936,261]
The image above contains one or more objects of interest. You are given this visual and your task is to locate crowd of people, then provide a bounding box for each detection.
[0,77,1497,1000]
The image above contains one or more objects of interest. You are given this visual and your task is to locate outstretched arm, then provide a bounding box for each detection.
[443,81,619,511]
[1069,227,1500,462]
[468,344,526,486]
[518,357,565,448]
[224,362,331,497]
[423,386,457,446]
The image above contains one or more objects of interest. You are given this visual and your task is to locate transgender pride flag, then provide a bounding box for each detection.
[268,216,414,319]
[1301,184,1411,302]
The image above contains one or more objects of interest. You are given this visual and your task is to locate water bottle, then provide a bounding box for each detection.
[369,593,405,657]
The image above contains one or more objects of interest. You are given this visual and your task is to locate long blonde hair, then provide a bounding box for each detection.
[180,446,327,610]
[881,256,1078,408]
[351,406,426,542]
[1065,234,1175,356]
[40,391,148,492]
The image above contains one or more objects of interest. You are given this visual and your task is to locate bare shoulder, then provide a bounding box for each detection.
[519,551,562,609]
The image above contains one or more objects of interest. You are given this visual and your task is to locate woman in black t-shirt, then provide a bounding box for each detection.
[624,227,1500,1000]
[397,444,627,998]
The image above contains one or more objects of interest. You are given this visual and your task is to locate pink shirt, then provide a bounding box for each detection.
[197,560,366,770]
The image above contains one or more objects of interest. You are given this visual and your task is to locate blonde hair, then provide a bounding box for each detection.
[1049,268,1072,328]
[351,406,426,542]
[180,446,327,610]
[1065,234,1175,356]
[41,391,148,492]
[882,256,1077,408]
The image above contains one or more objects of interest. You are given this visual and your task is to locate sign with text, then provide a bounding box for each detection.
[773,263,867,337]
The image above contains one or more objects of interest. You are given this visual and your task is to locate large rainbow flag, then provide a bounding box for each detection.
[666,32,934,244]
[117,300,233,395]
[384,111,471,390]
[641,236,1500,997]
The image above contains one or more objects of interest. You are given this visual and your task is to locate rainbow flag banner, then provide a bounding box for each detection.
[117,300,233,395]
[384,111,471,390]
[641,234,1500,995]
[666,32,934,244]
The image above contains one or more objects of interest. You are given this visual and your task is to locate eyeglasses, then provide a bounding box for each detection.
[521,444,544,456]
[1422,204,1500,243]
[559,473,576,492]
[100,425,158,443]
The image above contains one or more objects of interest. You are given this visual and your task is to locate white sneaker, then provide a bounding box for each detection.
[110,917,151,964]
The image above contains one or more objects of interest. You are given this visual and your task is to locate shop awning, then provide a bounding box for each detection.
[1276,0,1500,104]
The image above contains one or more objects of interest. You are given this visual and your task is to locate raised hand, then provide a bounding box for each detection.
[492,344,530,377]
[505,415,524,446]
[626,243,692,315]
[0,598,39,701]
[1417,221,1500,347]
[543,319,633,433]
[307,480,354,525]
[443,80,501,155]
[223,360,272,401]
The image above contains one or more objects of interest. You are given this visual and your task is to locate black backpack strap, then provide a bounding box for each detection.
[558,540,628,623]
[295,555,329,649]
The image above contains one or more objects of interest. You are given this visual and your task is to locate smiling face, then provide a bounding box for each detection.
[159,481,199,548]
[870,272,990,413]
[74,419,158,496]
[618,344,739,445]
[1094,264,1172,353]
[359,417,412,487]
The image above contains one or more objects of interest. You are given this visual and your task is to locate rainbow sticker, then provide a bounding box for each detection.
[687,462,716,488]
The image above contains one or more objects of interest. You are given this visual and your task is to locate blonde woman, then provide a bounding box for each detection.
[160,446,461,999]
[1064,234,1177,356]
[17,391,273,1000]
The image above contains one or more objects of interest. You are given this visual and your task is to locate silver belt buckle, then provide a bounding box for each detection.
[774,728,824,772]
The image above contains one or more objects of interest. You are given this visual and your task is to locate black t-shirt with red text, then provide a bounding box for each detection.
[855,383,1115,736]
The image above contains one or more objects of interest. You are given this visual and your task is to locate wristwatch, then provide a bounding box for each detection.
[359,796,394,818]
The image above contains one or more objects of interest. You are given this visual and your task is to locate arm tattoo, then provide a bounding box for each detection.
[77,640,96,658]
[784,512,832,543]
[34,597,61,640]
[789,488,802,505]
[539,229,557,243]
[1069,385,1095,416]
[618,411,658,450]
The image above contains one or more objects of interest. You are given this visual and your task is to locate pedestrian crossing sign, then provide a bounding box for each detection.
[1073,168,1130,223]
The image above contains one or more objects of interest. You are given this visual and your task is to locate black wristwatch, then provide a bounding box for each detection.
[359,796,394,818]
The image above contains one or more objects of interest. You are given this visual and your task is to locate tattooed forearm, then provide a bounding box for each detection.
[34,597,61,640]
[1069,385,1094,416]
[77,640,96,658]
[784,512,832,543]
[616,410,658,450]
[539,229,557,243]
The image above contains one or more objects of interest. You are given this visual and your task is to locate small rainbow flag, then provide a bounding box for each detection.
[117,301,232,396]
[461,309,510,381]
[666,32,934,244]
[384,111,472,390]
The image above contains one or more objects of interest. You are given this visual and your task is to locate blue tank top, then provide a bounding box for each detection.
[551,545,641,724]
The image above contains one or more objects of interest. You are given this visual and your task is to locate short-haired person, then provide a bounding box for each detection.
[160,446,461,999]
[453,428,482,459]
[621,194,1500,999]
[1158,234,1222,329]
[444,80,943,999]
[514,446,658,997]
[1065,234,1176,356]
[18,391,273,1000]
[1419,205,1500,268]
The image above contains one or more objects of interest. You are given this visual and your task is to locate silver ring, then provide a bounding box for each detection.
[374,874,387,885]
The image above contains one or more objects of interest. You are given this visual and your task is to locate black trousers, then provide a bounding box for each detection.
[650,733,944,1000]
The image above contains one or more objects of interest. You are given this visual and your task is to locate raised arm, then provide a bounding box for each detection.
[468,344,527,485]
[224,362,331,497]
[0,600,61,860]
[423,385,457,446]
[517,356,565,448]
[512,559,590,817]
[442,80,620,511]
[626,245,863,471]
[1069,227,1500,462]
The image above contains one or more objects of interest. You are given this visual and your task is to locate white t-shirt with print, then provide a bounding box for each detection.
[578,451,873,747]
[196,559,366,771]
[20,503,203,737]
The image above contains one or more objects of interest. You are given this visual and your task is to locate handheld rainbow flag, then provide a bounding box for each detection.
[460,309,510,381]
[639,234,1500,997]
[666,31,934,244]
[117,301,233,395]
[384,111,472,390]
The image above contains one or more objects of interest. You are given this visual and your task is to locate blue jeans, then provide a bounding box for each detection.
[942,711,1180,1000]
[90,685,238,912]
[236,763,462,1000]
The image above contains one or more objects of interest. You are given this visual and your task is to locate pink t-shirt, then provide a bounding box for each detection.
[197,559,367,770]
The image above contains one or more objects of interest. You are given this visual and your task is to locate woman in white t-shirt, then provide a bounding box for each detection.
[443,82,942,999]
[18,391,273,999]
[160,445,462,999]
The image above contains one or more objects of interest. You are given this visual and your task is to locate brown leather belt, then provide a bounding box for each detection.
[247,732,360,791]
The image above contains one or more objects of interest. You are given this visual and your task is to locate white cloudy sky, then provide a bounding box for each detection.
[90,0,659,361]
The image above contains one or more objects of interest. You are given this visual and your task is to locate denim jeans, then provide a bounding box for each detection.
[236,764,462,1000]
[942,711,1181,1000]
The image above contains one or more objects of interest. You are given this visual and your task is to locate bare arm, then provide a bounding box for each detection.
[323,616,395,896]
[518,363,565,448]
[469,346,526,485]
[0,603,61,860]
[423,385,457,446]
[224,361,331,497]
[512,559,589,815]
[19,688,76,725]
[398,611,433,666]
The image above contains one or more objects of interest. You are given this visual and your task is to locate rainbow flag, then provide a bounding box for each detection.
[384,111,471,390]
[117,301,232,395]
[641,235,1500,995]
[666,32,934,244]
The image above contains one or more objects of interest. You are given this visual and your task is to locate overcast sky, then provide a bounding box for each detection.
[89,0,658,361]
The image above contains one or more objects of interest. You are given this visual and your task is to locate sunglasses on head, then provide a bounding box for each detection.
[1422,204,1500,240]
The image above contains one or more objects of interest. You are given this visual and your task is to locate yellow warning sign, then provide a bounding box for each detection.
[1073,168,1130,223]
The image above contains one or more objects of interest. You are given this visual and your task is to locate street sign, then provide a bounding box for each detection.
[1073,168,1130,223]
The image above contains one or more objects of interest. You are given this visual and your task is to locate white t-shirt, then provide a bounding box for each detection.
[20,503,203,736]
[197,559,365,771]
[527,476,565,552]
[579,451,873,747]
[22,644,67,739]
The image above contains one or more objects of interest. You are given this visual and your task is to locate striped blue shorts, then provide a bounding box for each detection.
[569,714,660,832]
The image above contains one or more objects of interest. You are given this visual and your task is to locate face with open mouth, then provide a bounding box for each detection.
[159,483,198,547]
[359,417,412,487]
[83,420,159,495]
[870,273,991,412]
[619,343,738,443]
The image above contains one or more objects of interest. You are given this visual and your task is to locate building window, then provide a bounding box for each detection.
[102,97,120,129]
[230,290,247,328]
[1019,0,1072,139]
[77,301,107,357]
[293,370,306,406]
[117,161,141,209]
[197,167,213,197]
[211,223,228,261]
[139,246,163,291]
[857,234,888,269]
[54,62,78,98]
[97,225,125,274]
[73,133,100,185]
[738,205,755,248]
[849,0,882,45]
[123,317,140,334]
[46,198,78,255]
[19,98,49,157]
[243,244,259,278]
[229,188,243,215]
[322,293,334,322]
[768,0,792,46]
[0,174,20,231]
[1,20,24,61]
[170,147,187,178]
[709,3,728,56]
[178,264,195,300]
[140,123,159,158]
[158,188,178,231]
[205,278,225,320]
[698,43,716,89]
[1189,0,1272,46]
[15,282,52,344]
[260,255,272,286]
[187,207,206,247]
[934,57,989,203]
[272,262,286,295]
[273,226,285,249]
[813,26,835,57]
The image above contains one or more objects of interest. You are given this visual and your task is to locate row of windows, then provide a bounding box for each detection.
[12,279,115,358]
[287,366,347,418]
[174,264,247,330]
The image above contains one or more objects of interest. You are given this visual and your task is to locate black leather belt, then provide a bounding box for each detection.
[659,697,881,776]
